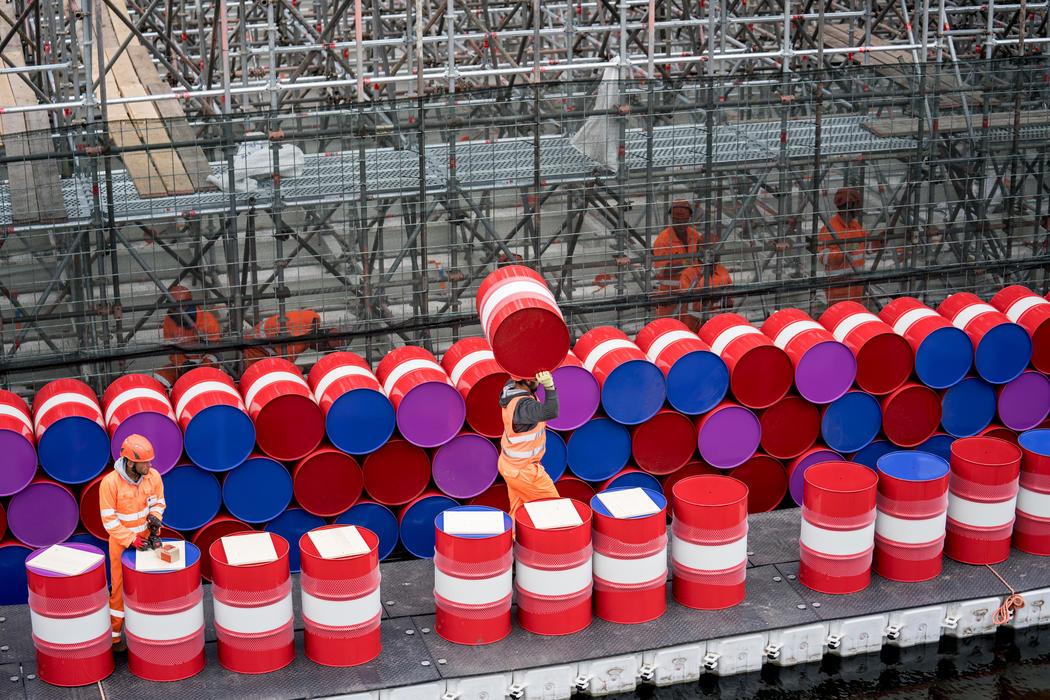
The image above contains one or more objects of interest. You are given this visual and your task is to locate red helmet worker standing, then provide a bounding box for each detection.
[99,434,166,651]
[818,188,869,304]
[498,371,561,516]
[158,284,221,388]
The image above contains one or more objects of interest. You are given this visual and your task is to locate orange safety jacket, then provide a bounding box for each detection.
[161,308,222,385]
[679,264,733,331]
[243,309,320,366]
[99,460,166,548]
[653,226,704,288]
[818,214,867,275]
[498,396,547,471]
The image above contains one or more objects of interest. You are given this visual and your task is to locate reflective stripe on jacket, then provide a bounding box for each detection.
[499,396,547,471]
[99,460,166,549]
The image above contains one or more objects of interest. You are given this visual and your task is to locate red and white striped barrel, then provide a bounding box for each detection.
[635,318,728,415]
[171,368,255,472]
[820,301,913,395]
[0,390,35,496]
[376,346,465,448]
[308,352,382,409]
[762,308,857,404]
[945,436,1022,564]
[476,265,569,378]
[873,451,950,582]
[992,285,1050,373]
[102,374,182,475]
[307,351,394,455]
[299,525,382,667]
[938,292,1032,385]
[440,337,509,438]
[698,313,793,409]
[25,543,113,686]
[591,487,668,624]
[32,378,109,484]
[209,532,295,673]
[122,540,205,681]
[1016,429,1050,555]
[574,327,666,425]
[670,475,748,609]
[514,498,592,635]
[879,296,972,389]
[239,358,324,461]
[433,506,513,645]
[798,462,878,594]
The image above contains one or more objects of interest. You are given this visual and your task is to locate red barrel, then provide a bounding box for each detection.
[470,483,511,513]
[293,447,363,517]
[299,525,382,667]
[32,378,110,484]
[635,318,729,415]
[591,488,668,623]
[759,395,820,460]
[542,350,600,431]
[632,409,697,475]
[820,301,913,395]
[698,313,793,409]
[0,390,36,496]
[980,424,1019,444]
[434,506,513,645]
[874,451,950,582]
[377,346,465,448]
[575,327,666,425]
[662,462,722,502]
[441,337,509,438]
[671,475,748,609]
[122,541,205,681]
[239,358,324,461]
[209,532,295,673]
[879,297,972,389]
[102,374,183,475]
[992,285,1050,373]
[945,436,1021,564]
[307,352,395,455]
[555,475,596,504]
[514,498,593,635]
[1016,429,1050,555]
[78,476,107,541]
[881,382,942,447]
[362,439,430,506]
[732,454,788,513]
[25,543,113,686]
[938,292,1032,385]
[762,308,857,404]
[171,367,256,472]
[798,462,878,594]
[476,265,569,378]
[191,516,252,582]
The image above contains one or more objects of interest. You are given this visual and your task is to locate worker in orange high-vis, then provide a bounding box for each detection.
[653,200,704,317]
[678,258,734,332]
[99,434,165,652]
[818,188,869,304]
[243,309,338,367]
[497,371,560,517]
[157,284,221,388]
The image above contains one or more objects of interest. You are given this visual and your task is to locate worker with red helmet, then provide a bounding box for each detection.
[99,434,166,651]
[818,188,870,304]
[678,257,734,332]
[653,199,717,318]
[497,371,560,516]
[243,309,339,367]
[158,284,221,387]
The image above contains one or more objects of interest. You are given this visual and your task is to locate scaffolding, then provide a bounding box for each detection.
[0,0,1047,390]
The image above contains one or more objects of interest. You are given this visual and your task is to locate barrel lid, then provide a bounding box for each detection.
[162,465,222,531]
[941,377,996,437]
[851,440,895,470]
[335,502,400,560]
[1020,428,1050,457]
[603,470,662,493]
[820,391,881,453]
[876,450,949,482]
[223,456,293,524]
[590,486,666,519]
[541,429,568,482]
[566,418,631,482]
[914,327,973,389]
[27,541,105,577]
[121,539,201,572]
[436,505,512,538]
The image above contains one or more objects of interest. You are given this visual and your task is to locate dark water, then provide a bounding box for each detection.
[607,627,1050,699]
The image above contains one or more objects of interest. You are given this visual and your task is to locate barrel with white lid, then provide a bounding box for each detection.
[670,475,748,609]
[574,327,666,425]
[0,390,36,496]
[938,292,1031,385]
[991,285,1050,373]
[874,451,950,582]
[514,497,593,635]
[32,378,110,484]
[102,374,183,475]
[698,313,793,409]
[433,506,513,644]
[879,297,972,389]
[538,350,600,431]
[819,301,913,395]
[440,337,509,438]
[239,357,324,461]
[798,461,878,594]
[1016,429,1050,555]
[376,346,465,448]
[26,542,113,686]
[299,524,382,666]
[945,436,1021,565]
[209,531,295,673]
[761,308,857,404]
[307,351,395,454]
[635,318,729,414]
[171,367,255,472]
[476,265,569,378]
[121,540,205,681]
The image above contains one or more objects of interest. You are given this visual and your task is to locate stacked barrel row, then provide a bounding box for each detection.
[1,281,1049,605]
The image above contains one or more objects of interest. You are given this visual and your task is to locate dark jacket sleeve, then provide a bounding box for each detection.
[512,389,559,431]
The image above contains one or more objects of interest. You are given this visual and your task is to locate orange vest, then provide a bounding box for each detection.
[162,309,221,362]
[679,264,733,324]
[244,310,320,366]
[99,462,166,548]
[818,215,867,274]
[498,396,547,475]
[653,226,704,287]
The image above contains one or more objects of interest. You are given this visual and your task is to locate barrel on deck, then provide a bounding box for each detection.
[938,292,1031,385]
[539,351,600,431]
[1016,429,1050,555]
[879,297,972,389]
[574,327,666,425]
[222,454,293,524]
[32,379,110,484]
[635,318,729,415]
[102,374,183,475]
[377,346,465,448]
[240,358,324,461]
[308,352,395,454]
[695,401,760,469]
[762,308,857,404]
[874,451,950,582]
[171,368,255,472]
[945,436,1021,565]
[0,390,36,496]
[698,313,793,409]
[441,338,509,439]
[991,285,1050,373]
[820,301,913,395]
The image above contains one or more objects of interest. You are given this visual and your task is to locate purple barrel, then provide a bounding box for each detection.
[8,479,80,547]
[0,391,36,496]
[538,351,600,431]
[787,446,844,505]
[695,401,761,469]
[432,432,499,499]
[998,370,1050,431]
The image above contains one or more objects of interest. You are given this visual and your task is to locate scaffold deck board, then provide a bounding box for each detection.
[863,110,1050,138]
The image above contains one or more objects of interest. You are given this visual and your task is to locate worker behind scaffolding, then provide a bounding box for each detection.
[818,187,870,305]
[156,284,221,389]
[678,254,734,332]
[653,199,717,319]
[243,309,340,368]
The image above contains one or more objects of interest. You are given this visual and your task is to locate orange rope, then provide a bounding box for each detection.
[986,564,1026,626]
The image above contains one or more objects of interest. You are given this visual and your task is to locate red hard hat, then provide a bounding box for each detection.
[833,188,861,209]
[169,285,193,303]
[120,434,155,462]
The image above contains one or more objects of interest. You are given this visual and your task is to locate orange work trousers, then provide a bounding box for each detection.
[108,538,125,643]
[499,462,560,518]
[827,282,866,304]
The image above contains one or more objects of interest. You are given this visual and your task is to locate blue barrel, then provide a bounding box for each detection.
[851,440,895,470]
[264,508,326,572]
[821,391,882,454]
[68,532,111,583]
[567,418,631,482]
[541,429,568,482]
[941,377,996,437]
[876,450,950,483]
[38,423,109,484]
[602,470,662,493]
[917,433,954,462]
[222,455,293,524]
[665,350,729,415]
[0,541,31,604]
[325,390,396,455]
[161,465,222,531]
[121,539,201,572]
[914,327,973,389]
[590,486,667,520]
[399,493,459,558]
[335,501,400,560]
[183,405,255,472]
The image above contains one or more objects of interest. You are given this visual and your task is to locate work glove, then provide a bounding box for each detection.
[536,371,555,391]
[132,536,153,551]
[146,514,162,530]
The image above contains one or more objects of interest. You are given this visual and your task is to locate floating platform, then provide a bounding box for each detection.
[1,509,1049,699]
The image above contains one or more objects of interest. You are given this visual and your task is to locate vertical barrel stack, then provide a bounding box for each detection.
[873,451,950,582]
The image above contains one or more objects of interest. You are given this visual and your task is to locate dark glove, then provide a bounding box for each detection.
[146,514,162,530]
[132,536,152,551]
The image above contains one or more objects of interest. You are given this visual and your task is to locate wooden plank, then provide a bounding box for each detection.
[863,110,1050,138]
